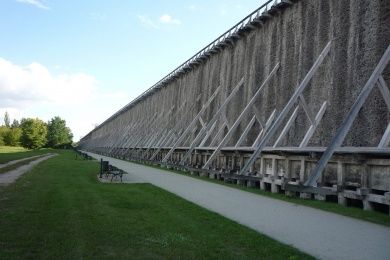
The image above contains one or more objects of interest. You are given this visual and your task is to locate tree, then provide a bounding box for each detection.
[20,118,47,149]
[3,127,22,146]
[4,111,10,127]
[11,119,20,128]
[0,126,7,146]
[47,116,73,148]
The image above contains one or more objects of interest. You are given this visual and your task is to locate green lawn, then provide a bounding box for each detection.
[0,150,311,259]
[0,146,28,153]
[138,162,390,227]
[0,146,51,164]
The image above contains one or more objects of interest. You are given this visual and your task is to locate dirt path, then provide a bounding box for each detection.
[0,153,56,186]
[85,151,390,260]
[0,154,50,169]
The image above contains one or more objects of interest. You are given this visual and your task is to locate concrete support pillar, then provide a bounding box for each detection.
[271,159,278,193]
[247,180,256,188]
[260,157,265,176]
[260,181,266,191]
[199,172,208,178]
[363,199,373,211]
[249,162,254,174]
[337,161,344,187]
[338,194,347,206]
[285,159,291,181]
[237,179,245,186]
[300,192,312,199]
[285,191,295,197]
[299,158,306,183]
[271,183,279,193]
[314,194,326,201]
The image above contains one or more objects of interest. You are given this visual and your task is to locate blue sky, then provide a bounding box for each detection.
[0,0,267,141]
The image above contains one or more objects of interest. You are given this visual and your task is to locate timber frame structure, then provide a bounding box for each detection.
[79,0,390,215]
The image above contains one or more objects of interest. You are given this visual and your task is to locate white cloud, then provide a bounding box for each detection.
[0,57,132,141]
[137,15,159,29]
[159,14,181,25]
[0,58,96,107]
[0,58,98,139]
[16,0,50,10]
[138,14,181,29]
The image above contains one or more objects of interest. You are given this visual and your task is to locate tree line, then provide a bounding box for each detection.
[0,112,73,149]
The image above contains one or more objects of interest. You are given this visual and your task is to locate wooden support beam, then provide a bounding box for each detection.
[378,76,390,110]
[239,40,332,176]
[300,101,327,147]
[202,64,280,169]
[305,44,390,187]
[235,115,256,147]
[162,86,221,163]
[273,105,299,147]
[179,77,245,165]
[252,109,277,148]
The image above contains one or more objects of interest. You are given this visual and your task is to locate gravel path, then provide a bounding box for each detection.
[0,153,56,186]
[85,151,390,260]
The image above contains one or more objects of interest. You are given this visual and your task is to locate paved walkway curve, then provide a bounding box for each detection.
[86,152,390,260]
[0,153,56,186]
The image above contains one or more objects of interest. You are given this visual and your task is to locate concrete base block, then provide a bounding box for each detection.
[363,199,373,211]
[209,173,216,179]
[260,181,266,191]
[338,194,347,206]
[385,192,390,201]
[285,191,295,197]
[357,188,369,196]
[190,171,198,176]
[237,179,245,186]
[199,172,208,178]
[247,180,256,188]
[271,183,279,193]
[314,194,326,201]
[300,192,312,199]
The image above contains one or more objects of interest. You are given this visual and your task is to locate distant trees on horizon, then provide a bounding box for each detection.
[0,112,73,149]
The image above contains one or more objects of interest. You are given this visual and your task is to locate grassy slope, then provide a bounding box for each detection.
[0,151,311,259]
[138,162,390,227]
[0,146,50,164]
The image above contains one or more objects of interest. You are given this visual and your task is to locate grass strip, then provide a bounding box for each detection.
[0,146,29,154]
[131,160,390,227]
[0,157,44,174]
[0,150,312,259]
[0,147,51,164]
